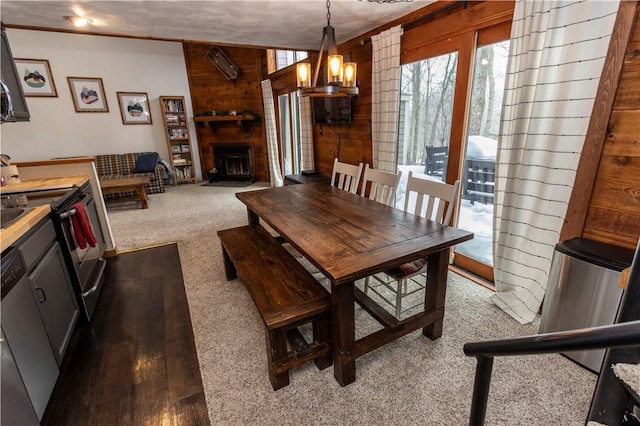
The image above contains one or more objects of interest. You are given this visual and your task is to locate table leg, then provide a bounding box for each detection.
[423,249,450,339]
[332,281,355,386]
[136,185,148,209]
[246,208,259,226]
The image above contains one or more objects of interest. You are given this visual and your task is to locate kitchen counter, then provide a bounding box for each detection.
[1,204,51,251]
[0,175,89,195]
[0,175,89,251]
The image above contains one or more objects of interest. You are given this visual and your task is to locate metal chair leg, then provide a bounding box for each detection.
[396,279,403,318]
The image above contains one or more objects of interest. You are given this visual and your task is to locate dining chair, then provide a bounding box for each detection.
[359,165,402,207]
[364,171,461,318]
[331,158,363,194]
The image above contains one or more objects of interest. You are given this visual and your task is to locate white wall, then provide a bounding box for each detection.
[1,29,202,180]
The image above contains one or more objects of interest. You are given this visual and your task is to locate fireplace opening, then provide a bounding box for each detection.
[213,144,254,182]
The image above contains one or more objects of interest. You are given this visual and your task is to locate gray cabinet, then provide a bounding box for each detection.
[1,275,59,421]
[1,214,80,421]
[1,330,39,425]
[19,217,79,366]
[28,241,79,365]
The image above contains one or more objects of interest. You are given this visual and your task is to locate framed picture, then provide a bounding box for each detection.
[67,77,109,112]
[116,91,152,124]
[14,58,58,97]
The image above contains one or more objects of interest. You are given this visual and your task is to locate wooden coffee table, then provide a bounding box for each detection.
[99,176,151,209]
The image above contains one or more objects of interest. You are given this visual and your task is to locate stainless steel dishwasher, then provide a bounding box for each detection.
[1,245,59,421]
[539,237,635,373]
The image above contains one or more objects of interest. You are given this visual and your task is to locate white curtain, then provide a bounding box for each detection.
[492,0,620,324]
[371,25,402,173]
[261,79,284,187]
[299,94,315,172]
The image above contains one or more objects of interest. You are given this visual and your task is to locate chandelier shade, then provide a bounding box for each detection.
[297,0,358,98]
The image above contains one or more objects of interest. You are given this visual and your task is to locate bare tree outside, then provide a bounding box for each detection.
[398,52,458,168]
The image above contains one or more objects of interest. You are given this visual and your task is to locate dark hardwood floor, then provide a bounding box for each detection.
[42,244,210,425]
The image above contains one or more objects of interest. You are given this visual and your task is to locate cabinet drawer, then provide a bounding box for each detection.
[18,219,56,270]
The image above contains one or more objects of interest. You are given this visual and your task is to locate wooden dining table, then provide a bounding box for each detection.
[236,182,473,386]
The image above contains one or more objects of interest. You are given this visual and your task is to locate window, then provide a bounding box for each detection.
[267,49,308,74]
[277,91,302,175]
[394,23,511,282]
[396,51,458,208]
[455,40,509,267]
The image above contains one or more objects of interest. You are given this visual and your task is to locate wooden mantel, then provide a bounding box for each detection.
[193,115,256,134]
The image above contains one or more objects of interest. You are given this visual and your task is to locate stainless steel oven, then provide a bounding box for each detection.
[10,182,107,321]
[48,183,106,321]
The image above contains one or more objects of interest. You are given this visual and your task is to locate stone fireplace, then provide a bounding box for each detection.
[212,144,254,182]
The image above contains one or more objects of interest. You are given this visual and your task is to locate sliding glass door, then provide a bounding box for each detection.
[395,25,511,283]
[277,91,302,175]
[396,51,458,209]
[455,40,509,270]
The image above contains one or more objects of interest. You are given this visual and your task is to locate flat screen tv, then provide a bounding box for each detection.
[312,97,352,124]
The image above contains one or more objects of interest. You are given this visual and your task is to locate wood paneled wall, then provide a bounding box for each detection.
[311,0,514,176]
[181,1,639,251]
[183,44,269,182]
[582,5,640,250]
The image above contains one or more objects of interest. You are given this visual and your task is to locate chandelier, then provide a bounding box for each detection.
[296,0,358,97]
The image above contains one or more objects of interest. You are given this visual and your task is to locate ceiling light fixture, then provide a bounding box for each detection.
[64,15,93,27]
[297,0,358,98]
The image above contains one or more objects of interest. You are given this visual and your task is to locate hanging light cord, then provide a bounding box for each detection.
[326,0,332,26]
[326,124,344,160]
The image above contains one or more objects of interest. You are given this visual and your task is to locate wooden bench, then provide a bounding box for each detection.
[217,224,332,390]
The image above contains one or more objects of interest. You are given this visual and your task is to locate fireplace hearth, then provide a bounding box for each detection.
[213,144,254,182]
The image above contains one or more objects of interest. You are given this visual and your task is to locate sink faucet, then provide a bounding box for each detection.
[1,195,27,208]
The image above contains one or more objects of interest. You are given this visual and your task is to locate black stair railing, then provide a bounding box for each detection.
[463,320,640,426]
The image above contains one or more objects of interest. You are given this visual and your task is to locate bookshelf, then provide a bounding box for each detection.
[159,96,197,184]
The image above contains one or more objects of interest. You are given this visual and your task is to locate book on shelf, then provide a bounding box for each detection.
[163,99,184,113]
[168,127,187,139]
[175,165,193,181]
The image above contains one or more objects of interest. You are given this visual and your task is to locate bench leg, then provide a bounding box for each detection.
[220,244,237,281]
[266,327,289,390]
[313,311,333,370]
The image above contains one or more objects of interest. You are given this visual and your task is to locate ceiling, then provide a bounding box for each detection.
[1,1,434,51]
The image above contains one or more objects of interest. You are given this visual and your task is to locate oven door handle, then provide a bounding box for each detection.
[59,208,77,219]
[81,258,106,298]
[59,192,92,219]
[82,280,100,297]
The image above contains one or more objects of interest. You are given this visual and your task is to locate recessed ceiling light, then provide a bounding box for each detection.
[64,15,93,27]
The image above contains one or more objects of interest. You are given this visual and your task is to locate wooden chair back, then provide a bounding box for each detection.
[403,171,460,225]
[331,158,363,194]
[360,165,402,206]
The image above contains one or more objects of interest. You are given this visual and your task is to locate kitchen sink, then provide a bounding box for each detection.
[1,208,34,229]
